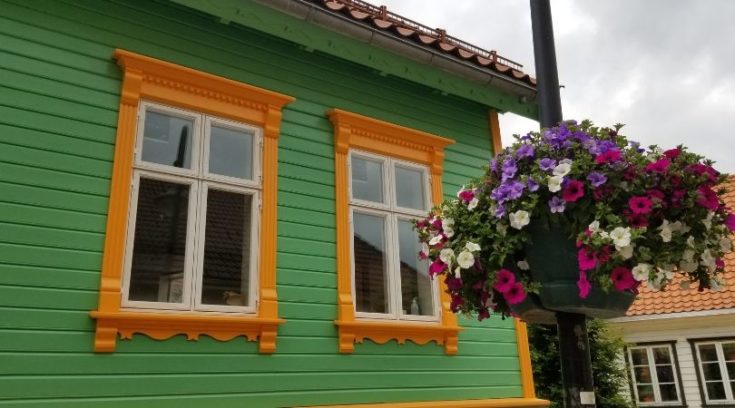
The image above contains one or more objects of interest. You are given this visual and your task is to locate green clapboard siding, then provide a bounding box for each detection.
[0,0,525,406]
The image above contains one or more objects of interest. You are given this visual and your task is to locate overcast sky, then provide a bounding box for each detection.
[379,0,735,173]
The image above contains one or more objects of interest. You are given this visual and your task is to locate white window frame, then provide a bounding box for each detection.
[348,150,439,323]
[627,344,683,406]
[695,340,735,404]
[121,101,262,314]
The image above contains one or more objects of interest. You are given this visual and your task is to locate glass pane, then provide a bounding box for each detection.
[351,156,384,203]
[653,347,672,364]
[636,384,655,403]
[724,342,735,361]
[129,178,190,303]
[656,365,675,383]
[706,382,726,400]
[728,362,735,378]
[659,383,678,402]
[353,212,388,313]
[394,165,426,210]
[200,190,252,307]
[630,349,648,366]
[703,362,723,380]
[634,366,652,383]
[397,219,433,317]
[208,125,254,179]
[142,110,193,169]
[699,344,719,362]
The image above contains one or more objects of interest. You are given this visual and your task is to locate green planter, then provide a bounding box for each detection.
[510,222,636,324]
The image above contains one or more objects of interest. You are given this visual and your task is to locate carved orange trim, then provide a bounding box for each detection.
[299,397,550,407]
[328,109,458,355]
[90,49,293,353]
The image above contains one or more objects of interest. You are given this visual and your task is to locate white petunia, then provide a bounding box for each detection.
[457,250,475,269]
[465,241,481,253]
[420,242,429,258]
[720,237,733,253]
[559,158,573,166]
[682,249,695,263]
[632,263,652,282]
[648,275,664,291]
[701,249,716,271]
[658,220,673,243]
[429,234,443,246]
[439,248,455,266]
[517,260,530,270]
[509,210,531,230]
[467,197,479,211]
[710,278,726,292]
[547,175,563,192]
[610,227,632,249]
[442,218,455,238]
[703,212,714,230]
[679,280,691,290]
[599,231,610,240]
[660,228,672,243]
[618,245,634,260]
[553,163,571,177]
[686,235,695,248]
[679,260,698,273]
[454,266,462,279]
[656,265,675,281]
[588,220,600,234]
[443,226,455,238]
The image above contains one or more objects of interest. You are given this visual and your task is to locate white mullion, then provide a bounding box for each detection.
[384,158,401,318]
[629,349,642,404]
[648,347,662,403]
[191,181,208,312]
[717,343,734,401]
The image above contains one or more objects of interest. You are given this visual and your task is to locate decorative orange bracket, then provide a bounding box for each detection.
[90,49,293,353]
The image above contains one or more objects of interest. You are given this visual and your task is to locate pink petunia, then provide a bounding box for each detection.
[726,214,735,231]
[493,269,516,293]
[562,179,585,202]
[429,260,446,277]
[578,247,597,271]
[645,158,670,173]
[431,218,443,229]
[577,270,591,299]
[697,186,719,210]
[716,258,725,270]
[629,196,653,215]
[445,276,463,291]
[663,148,682,160]
[594,149,621,164]
[504,282,527,305]
[458,189,475,203]
[610,266,636,291]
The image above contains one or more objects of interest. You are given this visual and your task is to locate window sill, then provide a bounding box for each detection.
[335,318,461,355]
[90,310,284,353]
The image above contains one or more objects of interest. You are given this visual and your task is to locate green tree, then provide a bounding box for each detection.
[528,319,631,407]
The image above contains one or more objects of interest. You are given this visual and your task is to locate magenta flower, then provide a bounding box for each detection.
[697,186,719,210]
[726,214,735,231]
[629,196,653,215]
[562,179,585,202]
[577,271,591,299]
[494,269,516,293]
[645,158,671,173]
[663,148,682,160]
[429,260,446,277]
[716,258,725,270]
[610,266,636,291]
[504,282,527,305]
[594,149,621,164]
[578,247,597,271]
[458,189,475,203]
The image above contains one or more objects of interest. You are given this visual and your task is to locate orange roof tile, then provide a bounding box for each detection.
[309,0,537,87]
[626,175,735,316]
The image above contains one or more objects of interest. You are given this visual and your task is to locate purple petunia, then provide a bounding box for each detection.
[587,171,607,188]
[539,158,557,172]
[491,180,525,204]
[516,144,535,159]
[494,204,506,218]
[501,159,517,182]
[527,178,539,192]
[548,196,565,213]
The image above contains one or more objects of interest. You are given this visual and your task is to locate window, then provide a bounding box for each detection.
[90,49,293,353]
[695,340,735,403]
[329,108,459,354]
[627,344,683,405]
[349,151,437,321]
[123,102,261,313]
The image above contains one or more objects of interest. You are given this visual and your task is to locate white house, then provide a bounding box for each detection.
[609,177,735,407]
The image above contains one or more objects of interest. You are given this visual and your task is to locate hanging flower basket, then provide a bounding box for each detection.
[415,120,734,323]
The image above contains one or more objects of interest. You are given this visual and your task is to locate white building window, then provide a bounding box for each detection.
[628,344,682,405]
[695,340,735,403]
[122,101,261,313]
[348,151,439,321]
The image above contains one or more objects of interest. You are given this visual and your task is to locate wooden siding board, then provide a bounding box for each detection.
[0,0,528,405]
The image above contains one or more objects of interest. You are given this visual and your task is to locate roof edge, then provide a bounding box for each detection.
[169,0,539,119]
[609,307,735,323]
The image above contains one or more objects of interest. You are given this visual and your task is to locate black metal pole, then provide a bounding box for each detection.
[530,1,596,407]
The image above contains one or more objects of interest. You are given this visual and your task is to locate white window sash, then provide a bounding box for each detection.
[628,345,682,406]
[696,341,735,403]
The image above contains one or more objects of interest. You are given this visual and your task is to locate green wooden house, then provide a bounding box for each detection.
[0,0,546,406]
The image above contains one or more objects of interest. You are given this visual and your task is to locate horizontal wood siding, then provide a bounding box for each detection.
[0,0,522,406]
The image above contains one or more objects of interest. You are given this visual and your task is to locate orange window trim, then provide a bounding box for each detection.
[328,108,460,355]
[90,49,294,353]
[299,397,550,407]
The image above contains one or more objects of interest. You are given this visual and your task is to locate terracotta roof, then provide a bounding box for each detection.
[308,0,537,87]
[626,175,735,317]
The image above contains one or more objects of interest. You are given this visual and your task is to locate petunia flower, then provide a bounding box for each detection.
[457,250,475,269]
[429,259,446,277]
[428,234,444,246]
[611,267,636,291]
[504,282,526,305]
[419,242,429,259]
[539,158,557,171]
[467,197,479,211]
[547,175,564,193]
[465,241,481,252]
[493,269,516,293]
[562,179,585,202]
[617,245,634,260]
[696,186,719,210]
[628,196,653,215]
[527,178,540,192]
[509,210,530,229]
[586,171,607,188]
[577,247,597,271]
[577,270,591,299]
[594,148,621,164]
[553,162,572,177]
[549,196,565,213]
[645,158,671,173]
[516,144,535,159]
[609,227,631,249]
[439,248,455,267]
[663,148,681,160]
[517,260,530,270]
[458,188,475,203]
[631,263,652,282]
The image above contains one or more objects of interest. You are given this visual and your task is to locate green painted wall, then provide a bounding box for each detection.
[0,0,523,406]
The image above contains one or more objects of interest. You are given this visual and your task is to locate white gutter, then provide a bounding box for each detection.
[608,307,735,323]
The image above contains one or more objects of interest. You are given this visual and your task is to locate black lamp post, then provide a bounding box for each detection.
[529,1,596,407]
